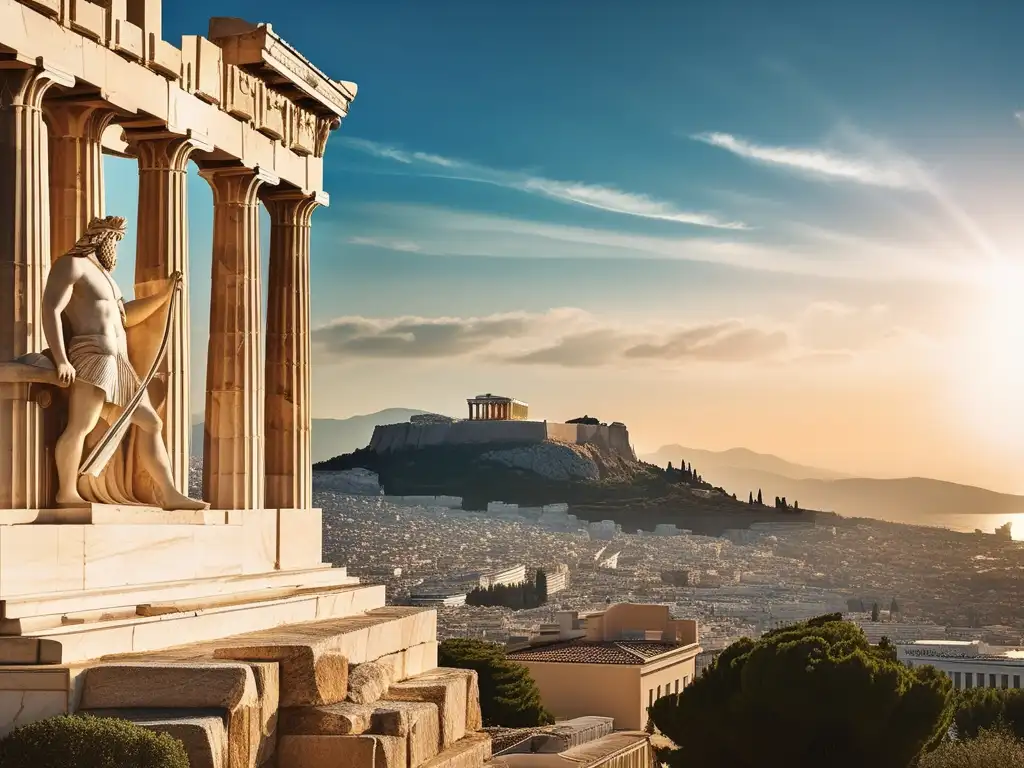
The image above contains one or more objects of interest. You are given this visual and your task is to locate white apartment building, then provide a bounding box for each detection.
[898,640,1024,690]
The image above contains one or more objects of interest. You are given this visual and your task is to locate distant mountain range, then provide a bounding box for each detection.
[191,408,428,463]
[641,445,1024,522]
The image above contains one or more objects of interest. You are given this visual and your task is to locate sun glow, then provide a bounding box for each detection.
[957,261,1024,449]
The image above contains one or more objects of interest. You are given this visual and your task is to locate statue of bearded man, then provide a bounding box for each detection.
[41,215,208,511]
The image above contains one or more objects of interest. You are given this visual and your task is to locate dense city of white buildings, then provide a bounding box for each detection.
[315,479,1024,667]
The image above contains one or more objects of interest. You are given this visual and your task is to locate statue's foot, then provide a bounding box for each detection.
[55,490,89,508]
[161,487,210,511]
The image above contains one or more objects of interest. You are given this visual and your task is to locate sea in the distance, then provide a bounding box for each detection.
[866,509,1024,541]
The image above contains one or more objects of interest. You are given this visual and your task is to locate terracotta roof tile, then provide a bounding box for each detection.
[506,640,684,665]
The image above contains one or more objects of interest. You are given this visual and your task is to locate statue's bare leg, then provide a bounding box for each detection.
[131,395,209,511]
[55,382,105,507]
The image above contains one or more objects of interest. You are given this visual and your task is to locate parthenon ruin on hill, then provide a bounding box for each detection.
[0,3,521,767]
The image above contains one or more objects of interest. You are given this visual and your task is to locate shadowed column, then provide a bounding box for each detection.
[0,65,73,511]
[200,165,279,510]
[45,103,114,259]
[261,189,324,511]
[130,133,210,493]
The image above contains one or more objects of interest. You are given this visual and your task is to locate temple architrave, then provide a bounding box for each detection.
[0,3,495,766]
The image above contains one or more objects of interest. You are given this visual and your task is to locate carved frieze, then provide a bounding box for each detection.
[258,86,288,142]
[291,105,316,156]
[222,63,257,122]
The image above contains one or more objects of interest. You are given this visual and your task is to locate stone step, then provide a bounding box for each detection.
[387,668,480,749]
[281,699,441,768]
[212,607,437,707]
[85,708,229,768]
[3,578,365,635]
[80,662,267,768]
[278,733,407,768]
[0,583,386,665]
[0,565,351,624]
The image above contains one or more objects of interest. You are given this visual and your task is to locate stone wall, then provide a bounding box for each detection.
[368,421,635,461]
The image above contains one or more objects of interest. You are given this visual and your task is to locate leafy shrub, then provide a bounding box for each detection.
[0,714,189,768]
[918,727,1024,768]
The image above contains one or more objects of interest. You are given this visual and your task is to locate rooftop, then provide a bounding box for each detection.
[506,639,692,665]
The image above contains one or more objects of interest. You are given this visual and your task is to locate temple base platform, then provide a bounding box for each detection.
[0,510,494,768]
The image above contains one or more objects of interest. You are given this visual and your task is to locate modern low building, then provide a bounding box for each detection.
[506,603,702,731]
[897,640,1024,690]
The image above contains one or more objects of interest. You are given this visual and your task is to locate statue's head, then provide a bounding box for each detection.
[65,216,128,272]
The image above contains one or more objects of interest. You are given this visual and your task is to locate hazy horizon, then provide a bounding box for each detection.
[105,0,1024,497]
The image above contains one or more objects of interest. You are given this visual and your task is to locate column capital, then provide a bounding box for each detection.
[200,165,280,206]
[260,189,327,226]
[43,101,116,141]
[0,63,75,111]
[127,131,211,173]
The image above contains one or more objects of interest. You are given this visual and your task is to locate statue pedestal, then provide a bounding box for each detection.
[0,508,368,666]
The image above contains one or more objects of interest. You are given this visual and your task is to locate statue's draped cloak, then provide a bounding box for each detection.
[77,282,173,506]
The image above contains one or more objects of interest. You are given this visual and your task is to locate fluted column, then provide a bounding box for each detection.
[0,65,73,511]
[130,134,209,493]
[261,189,323,511]
[45,103,114,259]
[200,165,279,510]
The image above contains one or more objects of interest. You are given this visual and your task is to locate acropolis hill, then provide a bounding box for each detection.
[368,395,636,462]
[316,396,825,535]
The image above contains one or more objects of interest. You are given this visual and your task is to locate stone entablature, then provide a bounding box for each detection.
[0,0,350,195]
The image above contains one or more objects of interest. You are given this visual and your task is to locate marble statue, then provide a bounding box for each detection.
[41,216,209,511]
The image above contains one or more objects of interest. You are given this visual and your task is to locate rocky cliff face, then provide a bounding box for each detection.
[480,441,637,482]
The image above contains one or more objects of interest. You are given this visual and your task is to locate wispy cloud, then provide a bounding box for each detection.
[341,138,748,230]
[343,203,970,283]
[313,305,921,369]
[347,236,422,253]
[691,131,924,189]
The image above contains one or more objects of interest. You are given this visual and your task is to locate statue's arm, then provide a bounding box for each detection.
[41,257,79,368]
[124,271,182,327]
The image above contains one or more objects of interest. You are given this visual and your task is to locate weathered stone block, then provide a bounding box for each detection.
[79,663,261,768]
[387,669,468,748]
[214,645,347,708]
[347,661,395,705]
[372,701,440,768]
[279,701,374,736]
[277,734,406,768]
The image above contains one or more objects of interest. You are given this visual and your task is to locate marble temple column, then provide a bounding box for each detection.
[130,133,210,493]
[261,189,324,511]
[200,165,279,510]
[0,65,73,510]
[45,103,115,259]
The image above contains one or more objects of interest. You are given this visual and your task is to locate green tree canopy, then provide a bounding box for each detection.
[439,638,554,728]
[954,687,1024,740]
[648,615,953,768]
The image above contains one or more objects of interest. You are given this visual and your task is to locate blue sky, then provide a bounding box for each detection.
[105,0,1024,491]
